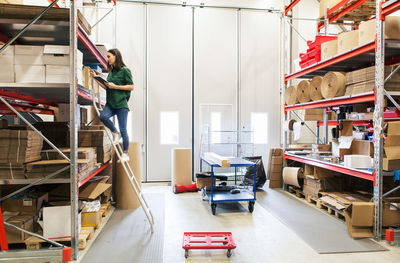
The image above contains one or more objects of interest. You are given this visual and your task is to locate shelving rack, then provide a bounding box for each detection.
[283,0,400,240]
[0,1,115,262]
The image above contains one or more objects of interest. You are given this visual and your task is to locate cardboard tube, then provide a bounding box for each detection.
[310,76,323,101]
[321,72,346,99]
[283,167,303,188]
[285,85,298,105]
[171,148,192,186]
[297,80,311,103]
[115,142,142,210]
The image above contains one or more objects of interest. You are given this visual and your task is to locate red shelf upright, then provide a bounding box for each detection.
[285,0,301,16]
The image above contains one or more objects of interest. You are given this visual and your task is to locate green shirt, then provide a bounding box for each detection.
[106,67,133,109]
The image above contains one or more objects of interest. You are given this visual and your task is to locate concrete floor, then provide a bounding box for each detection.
[84,183,400,263]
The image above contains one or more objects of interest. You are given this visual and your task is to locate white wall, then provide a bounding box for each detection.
[87,0,283,181]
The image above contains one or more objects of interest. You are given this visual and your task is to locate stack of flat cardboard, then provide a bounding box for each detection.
[384,121,400,170]
[0,128,43,179]
[41,147,97,171]
[79,130,112,163]
[25,159,90,179]
[303,165,340,198]
[346,66,400,95]
[80,125,106,131]
[267,148,283,188]
[33,122,69,150]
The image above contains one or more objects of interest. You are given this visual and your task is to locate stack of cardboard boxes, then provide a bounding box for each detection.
[303,165,341,198]
[384,121,400,171]
[0,126,43,179]
[267,148,283,188]
[79,130,112,163]
[0,45,14,82]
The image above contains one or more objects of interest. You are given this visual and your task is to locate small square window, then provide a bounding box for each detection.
[160,111,179,145]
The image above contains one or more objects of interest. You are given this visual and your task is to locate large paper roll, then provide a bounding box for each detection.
[310,76,323,101]
[284,119,297,131]
[285,85,298,105]
[283,167,303,188]
[116,142,142,210]
[297,80,311,103]
[321,72,346,99]
[171,148,192,186]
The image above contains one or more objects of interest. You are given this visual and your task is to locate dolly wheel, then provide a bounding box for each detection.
[211,203,217,215]
[227,249,232,257]
[248,201,255,213]
[185,249,189,258]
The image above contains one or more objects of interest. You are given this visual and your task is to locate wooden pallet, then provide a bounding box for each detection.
[317,201,346,221]
[24,227,95,250]
[100,202,111,217]
[288,186,305,198]
[330,0,376,23]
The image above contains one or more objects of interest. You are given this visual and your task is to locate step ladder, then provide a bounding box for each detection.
[90,88,154,233]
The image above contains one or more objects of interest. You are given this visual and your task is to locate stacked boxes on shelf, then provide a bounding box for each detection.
[299,36,337,69]
[14,45,45,83]
[267,148,283,188]
[383,121,400,171]
[302,165,342,198]
[79,130,112,164]
[0,125,43,179]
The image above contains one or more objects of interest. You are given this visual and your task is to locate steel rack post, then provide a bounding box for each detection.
[373,0,385,241]
[323,107,328,144]
[70,0,79,259]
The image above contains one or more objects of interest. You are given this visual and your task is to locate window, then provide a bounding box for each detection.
[160,111,179,145]
[210,112,221,143]
[251,112,268,144]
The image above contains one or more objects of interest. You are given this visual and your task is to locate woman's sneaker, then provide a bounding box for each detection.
[120,153,130,163]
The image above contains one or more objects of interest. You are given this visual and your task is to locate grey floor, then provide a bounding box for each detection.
[80,184,400,263]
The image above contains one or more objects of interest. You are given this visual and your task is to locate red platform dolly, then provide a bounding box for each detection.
[182,232,236,258]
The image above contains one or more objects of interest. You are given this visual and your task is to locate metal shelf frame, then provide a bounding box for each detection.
[0,1,116,262]
[282,0,400,241]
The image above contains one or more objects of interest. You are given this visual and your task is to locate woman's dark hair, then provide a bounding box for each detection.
[107,48,126,72]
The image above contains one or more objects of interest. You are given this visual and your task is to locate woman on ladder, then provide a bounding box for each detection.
[91,48,134,162]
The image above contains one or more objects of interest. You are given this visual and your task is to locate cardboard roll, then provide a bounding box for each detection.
[285,85,298,105]
[297,80,311,103]
[171,148,192,186]
[310,76,323,101]
[321,72,346,99]
[283,167,303,188]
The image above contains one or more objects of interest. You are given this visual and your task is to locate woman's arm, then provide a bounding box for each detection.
[106,82,134,91]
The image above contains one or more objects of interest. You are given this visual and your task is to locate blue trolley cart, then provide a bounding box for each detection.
[200,157,257,215]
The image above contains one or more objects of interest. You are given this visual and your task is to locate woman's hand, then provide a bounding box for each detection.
[107,82,118,89]
[89,69,96,77]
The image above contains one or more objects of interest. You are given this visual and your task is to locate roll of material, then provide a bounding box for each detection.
[310,76,323,101]
[283,167,303,188]
[285,85,298,105]
[284,119,297,131]
[171,148,192,186]
[321,72,346,99]
[297,80,311,103]
[116,142,142,210]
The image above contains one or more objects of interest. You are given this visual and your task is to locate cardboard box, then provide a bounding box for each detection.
[271,156,283,165]
[15,45,44,55]
[314,167,334,179]
[81,210,101,227]
[46,65,70,75]
[312,144,331,152]
[4,215,34,243]
[270,171,282,181]
[269,180,282,188]
[304,109,337,121]
[0,64,15,83]
[385,121,400,160]
[2,193,48,214]
[304,165,314,176]
[321,39,338,61]
[319,0,340,18]
[83,66,92,90]
[344,202,374,238]
[383,158,400,171]
[43,45,69,55]
[382,198,400,227]
[359,17,400,46]
[338,30,359,54]
[43,206,81,239]
[0,45,14,56]
[79,180,112,200]
[0,119,8,129]
[15,65,45,83]
[341,120,353,136]
[344,155,372,169]
[46,74,69,83]
[270,164,283,173]
[14,54,44,65]
[58,103,81,123]
[196,176,216,188]
[332,138,373,158]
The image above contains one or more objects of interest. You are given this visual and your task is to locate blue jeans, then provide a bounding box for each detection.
[99,105,129,152]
